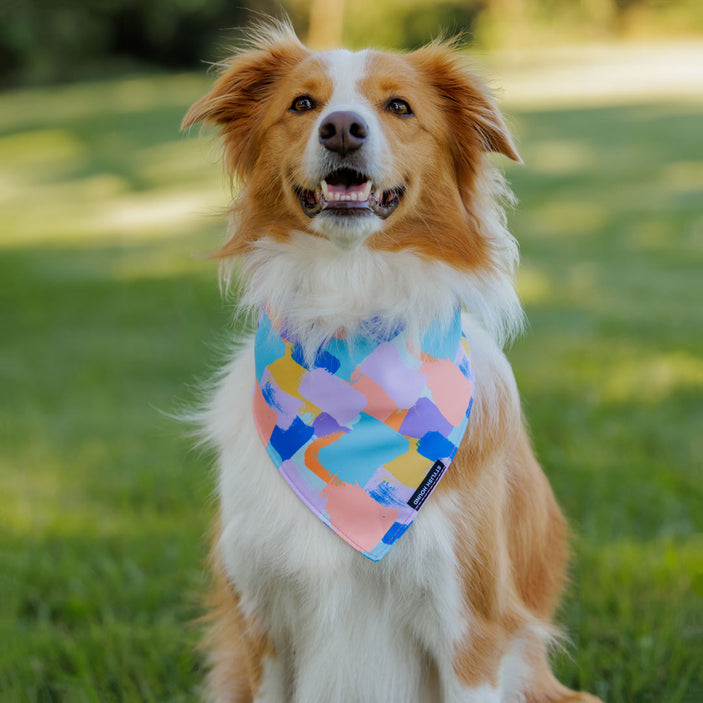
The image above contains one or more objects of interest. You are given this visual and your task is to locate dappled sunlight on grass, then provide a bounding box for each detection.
[136,138,226,187]
[0,174,224,247]
[527,199,610,237]
[1,471,208,541]
[575,535,701,604]
[0,128,88,180]
[623,217,678,252]
[0,157,228,247]
[661,159,703,193]
[1,52,702,700]
[501,82,702,613]
[0,176,229,246]
[0,458,68,536]
[516,262,553,304]
[105,242,220,282]
[0,73,230,250]
[492,41,703,111]
[520,138,596,175]
[0,73,212,132]
[601,351,703,404]
[94,187,227,239]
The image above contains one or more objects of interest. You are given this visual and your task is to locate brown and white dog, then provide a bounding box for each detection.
[183,20,602,703]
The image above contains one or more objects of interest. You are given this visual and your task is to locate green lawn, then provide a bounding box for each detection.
[1,70,701,702]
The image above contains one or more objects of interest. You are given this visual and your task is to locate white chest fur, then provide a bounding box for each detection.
[202,227,532,700]
[202,308,537,702]
[207,340,472,702]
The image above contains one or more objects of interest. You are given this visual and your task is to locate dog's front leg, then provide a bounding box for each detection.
[205,552,285,703]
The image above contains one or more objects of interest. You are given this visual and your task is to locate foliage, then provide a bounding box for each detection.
[2,0,703,86]
[342,0,484,50]
[476,0,703,49]
[0,0,307,86]
[0,59,702,699]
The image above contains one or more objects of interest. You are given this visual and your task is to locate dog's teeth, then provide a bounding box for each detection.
[362,181,372,200]
[321,181,329,199]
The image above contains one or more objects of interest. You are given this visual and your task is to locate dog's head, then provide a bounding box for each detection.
[183,22,520,263]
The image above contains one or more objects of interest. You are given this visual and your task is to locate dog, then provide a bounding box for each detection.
[183,20,603,703]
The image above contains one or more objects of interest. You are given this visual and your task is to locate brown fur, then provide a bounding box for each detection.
[444,423,569,689]
[203,538,274,701]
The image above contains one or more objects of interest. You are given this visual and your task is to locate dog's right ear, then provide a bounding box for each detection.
[182,24,308,178]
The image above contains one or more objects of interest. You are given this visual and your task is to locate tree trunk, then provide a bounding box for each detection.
[307,0,346,50]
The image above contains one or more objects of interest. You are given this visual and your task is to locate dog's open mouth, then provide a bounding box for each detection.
[297,168,404,219]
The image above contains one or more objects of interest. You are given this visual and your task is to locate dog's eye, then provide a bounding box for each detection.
[290,95,316,113]
[387,99,413,116]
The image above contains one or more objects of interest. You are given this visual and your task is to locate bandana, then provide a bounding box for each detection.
[252,308,474,561]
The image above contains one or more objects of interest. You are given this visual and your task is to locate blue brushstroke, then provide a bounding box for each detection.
[416,431,456,462]
[368,481,407,509]
[261,379,284,413]
[381,521,411,545]
[269,417,314,462]
[291,343,342,375]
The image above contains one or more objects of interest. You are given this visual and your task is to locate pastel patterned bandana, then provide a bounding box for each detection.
[252,308,475,561]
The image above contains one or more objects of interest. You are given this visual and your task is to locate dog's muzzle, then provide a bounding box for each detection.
[296,110,404,220]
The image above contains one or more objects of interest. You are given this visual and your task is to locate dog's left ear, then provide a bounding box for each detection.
[410,42,521,166]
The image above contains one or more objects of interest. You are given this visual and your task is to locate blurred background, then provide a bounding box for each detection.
[1,1,701,701]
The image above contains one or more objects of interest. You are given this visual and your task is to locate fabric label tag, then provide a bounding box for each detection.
[407,460,447,511]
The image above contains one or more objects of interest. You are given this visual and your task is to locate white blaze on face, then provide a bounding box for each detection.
[325,49,369,106]
[303,49,393,248]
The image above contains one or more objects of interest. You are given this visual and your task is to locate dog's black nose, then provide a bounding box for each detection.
[319,111,368,156]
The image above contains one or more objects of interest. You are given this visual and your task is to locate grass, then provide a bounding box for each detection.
[504,99,703,702]
[1,63,702,701]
